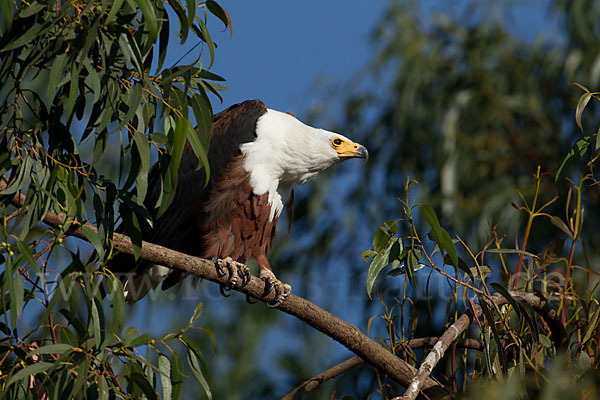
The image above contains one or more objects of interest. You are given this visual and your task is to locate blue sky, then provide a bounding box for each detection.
[204,1,388,113]
[200,1,559,115]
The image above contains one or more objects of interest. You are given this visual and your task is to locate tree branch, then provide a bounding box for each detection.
[281,338,483,399]
[2,182,454,400]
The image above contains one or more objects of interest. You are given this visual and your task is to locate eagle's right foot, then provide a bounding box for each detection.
[259,269,292,308]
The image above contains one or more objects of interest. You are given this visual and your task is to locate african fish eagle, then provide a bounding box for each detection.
[109,99,368,305]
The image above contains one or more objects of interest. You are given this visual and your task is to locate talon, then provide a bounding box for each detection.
[246,294,257,304]
[240,267,252,286]
[217,257,250,289]
[259,269,292,307]
[215,261,227,278]
[220,284,232,297]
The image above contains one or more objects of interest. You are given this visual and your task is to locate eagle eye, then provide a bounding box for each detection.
[332,138,343,147]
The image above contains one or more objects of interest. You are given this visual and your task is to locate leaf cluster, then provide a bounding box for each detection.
[0,0,230,398]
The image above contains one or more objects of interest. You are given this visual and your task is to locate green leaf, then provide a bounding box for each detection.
[167,0,189,44]
[83,59,101,104]
[129,333,151,348]
[133,130,150,199]
[372,220,397,251]
[187,350,212,400]
[90,295,102,349]
[7,361,54,387]
[10,267,24,326]
[489,283,521,318]
[156,117,188,218]
[15,240,40,273]
[114,83,143,134]
[366,238,396,299]
[478,295,507,373]
[185,122,210,185]
[47,54,69,104]
[421,205,458,267]
[29,344,74,356]
[195,16,215,68]
[99,374,109,400]
[159,354,172,400]
[66,61,79,120]
[516,299,539,344]
[1,17,43,51]
[549,216,575,239]
[582,307,600,345]
[129,372,159,400]
[81,225,105,260]
[575,91,593,132]
[157,7,170,71]
[186,0,196,28]
[105,0,125,24]
[555,137,592,183]
[573,351,591,378]
[486,248,539,259]
[206,0,232,35]
[361,249,377,262]
[0,0,13,34]
[108,276,125,337]
[136,0,158,42]
[171,352,184,400]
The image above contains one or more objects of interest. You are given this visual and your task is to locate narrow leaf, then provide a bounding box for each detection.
[171,352,184,400]
[555,137,592,183]
[206,0,232,35]
[159,354,172,400]
[7,362,54,387]
[550,216,575,239]
[185,122,210,185]
[29,344,74,356]
[478,295,508,373]
[486,248,539,259]
[136,0,158,42]
[421,205,458,267]
[187,351,212,400]
[490,283,521,318]
[575,92,593,132]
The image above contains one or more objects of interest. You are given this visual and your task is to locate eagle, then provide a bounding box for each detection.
[109,99,368,305]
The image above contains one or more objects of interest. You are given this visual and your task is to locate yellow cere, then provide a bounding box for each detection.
[332,137,362,158]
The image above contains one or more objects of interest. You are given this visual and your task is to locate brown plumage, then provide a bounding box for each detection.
[108,99,368,302]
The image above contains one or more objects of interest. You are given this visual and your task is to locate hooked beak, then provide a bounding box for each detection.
[338,142,369,161]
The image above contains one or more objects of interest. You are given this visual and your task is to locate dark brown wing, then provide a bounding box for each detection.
[108,100,268,290]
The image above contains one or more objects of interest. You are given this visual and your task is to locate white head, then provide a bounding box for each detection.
[240,108,368,219]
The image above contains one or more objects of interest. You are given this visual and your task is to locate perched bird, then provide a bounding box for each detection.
[109,99,368,305]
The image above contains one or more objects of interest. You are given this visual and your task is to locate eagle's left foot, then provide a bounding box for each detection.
[217,257,250,294]
[260,269,292,307]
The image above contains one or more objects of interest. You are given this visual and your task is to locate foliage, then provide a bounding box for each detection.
[359,82,600,399]
[0,0,229,397]
[279,0,600,398]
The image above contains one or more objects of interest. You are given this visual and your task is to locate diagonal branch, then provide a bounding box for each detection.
[2,182,454,400]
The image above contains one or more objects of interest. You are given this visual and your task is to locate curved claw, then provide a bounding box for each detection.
[240,268,252,286]
[215,261,227,278]
[267,297,282,308]
[219,283,232,297]
[261,280,274,297]
[246,294,257,304]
